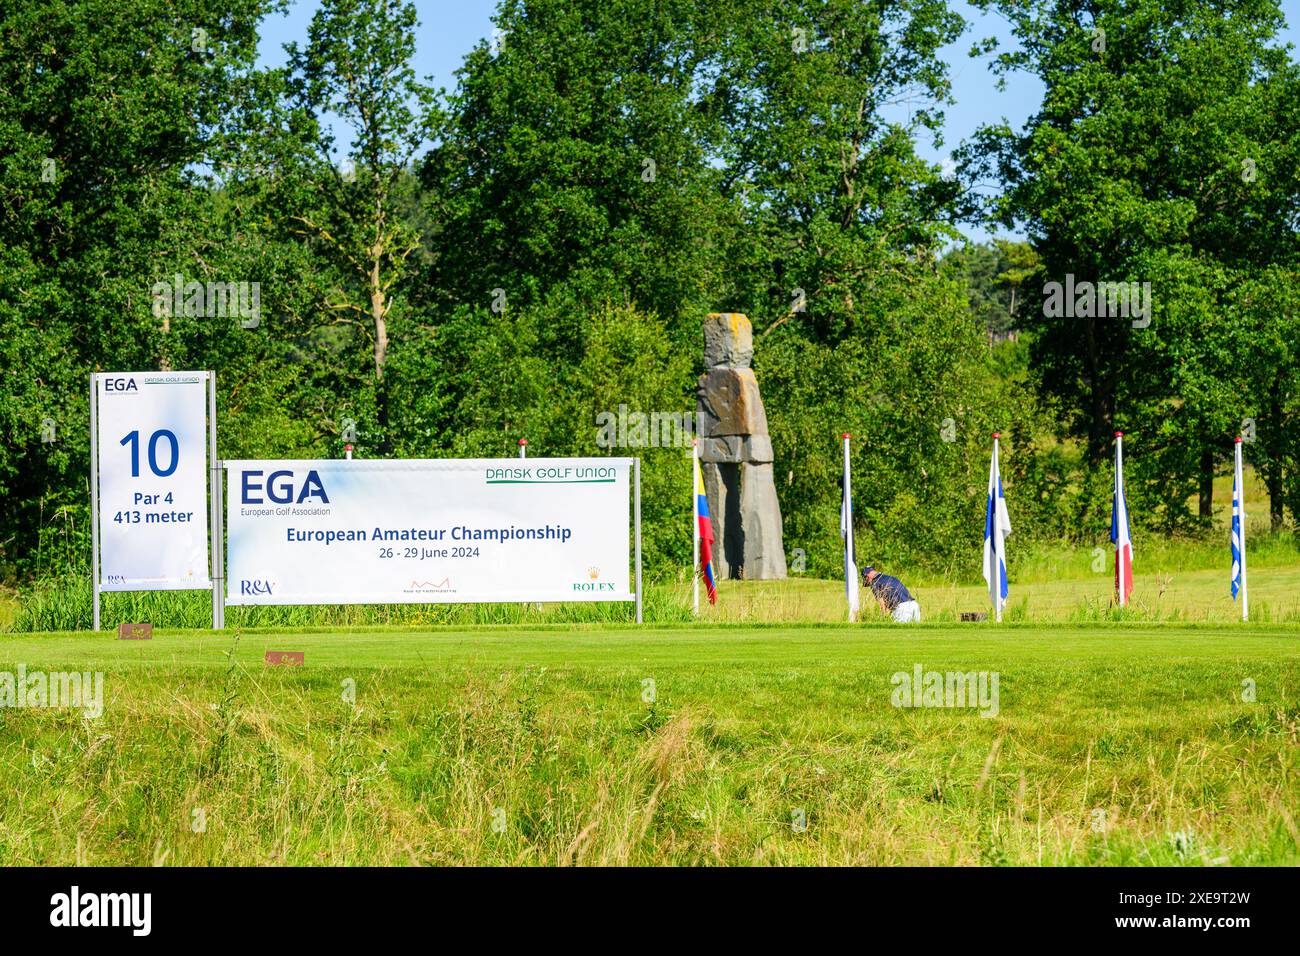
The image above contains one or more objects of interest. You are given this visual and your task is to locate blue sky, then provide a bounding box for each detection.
[257,0,1300,244]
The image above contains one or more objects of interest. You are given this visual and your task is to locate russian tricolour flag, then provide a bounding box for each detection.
[983,435,1011,620]
[694,455,717,604]
[1111,432,1134,605]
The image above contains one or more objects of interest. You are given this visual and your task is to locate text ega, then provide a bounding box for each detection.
[241,469,329,505]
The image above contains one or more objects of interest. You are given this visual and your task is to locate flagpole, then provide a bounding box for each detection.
[992,433,1002,623]
[692,439,700,616]
[1236,436,1248,623]
[843,433,855,624]
[1115,431,1127,608]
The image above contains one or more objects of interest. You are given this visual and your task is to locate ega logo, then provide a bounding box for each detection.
[104,378,138,392]
[241,470,329,505]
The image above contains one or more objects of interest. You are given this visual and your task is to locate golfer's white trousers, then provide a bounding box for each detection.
[892,600,921,623]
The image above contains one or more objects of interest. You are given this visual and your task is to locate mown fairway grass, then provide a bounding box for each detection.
[1,622,1297,866]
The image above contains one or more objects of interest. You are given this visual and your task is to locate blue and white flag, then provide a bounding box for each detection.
[983,435,1012,619]
[1231,437,1247,620]
[1231,458,1243,601]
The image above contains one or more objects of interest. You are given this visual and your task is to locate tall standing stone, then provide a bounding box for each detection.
[696,313,787,579]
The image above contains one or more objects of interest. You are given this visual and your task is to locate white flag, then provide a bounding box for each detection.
[982,436,1012,619]
[841,435,859,619]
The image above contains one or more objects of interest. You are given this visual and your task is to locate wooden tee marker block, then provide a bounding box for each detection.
[117,622,153,640]
[264,651,304,667]
[960,612,989,623]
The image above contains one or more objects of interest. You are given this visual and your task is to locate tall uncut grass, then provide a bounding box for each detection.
[0,626,1295,865]
[8,573,694,633]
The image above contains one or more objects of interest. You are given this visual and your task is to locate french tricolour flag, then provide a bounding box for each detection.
[1111,432,1134,605]
[983,434,1011,620]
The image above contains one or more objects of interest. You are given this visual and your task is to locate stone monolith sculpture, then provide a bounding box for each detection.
[696,313,787,579]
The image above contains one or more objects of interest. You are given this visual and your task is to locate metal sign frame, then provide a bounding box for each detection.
[89,371,220,631]
[634,456,643,624]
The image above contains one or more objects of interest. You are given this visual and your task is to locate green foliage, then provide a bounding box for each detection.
[713,0,966,338]
[759,271,1020,577]
[388,301,696,571]
[963,0,1300,533]
[941,240,1041,339]
[0,0,282,579]
[422,0,738,328]
[2,0,1297,591]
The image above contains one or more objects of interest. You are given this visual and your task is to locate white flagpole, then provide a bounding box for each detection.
[992,433,1002,623]
[692,439,700,616]
[1115,431,1127,608]
[843,433,855,624]
[1236,437,1248,622]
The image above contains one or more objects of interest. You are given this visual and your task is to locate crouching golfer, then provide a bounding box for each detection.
[863,566,921,623]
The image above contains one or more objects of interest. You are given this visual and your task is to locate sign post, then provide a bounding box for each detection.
[635,457,643,624]
[89,373,100,632]
[209,373,224,630]
[90,371,216,630]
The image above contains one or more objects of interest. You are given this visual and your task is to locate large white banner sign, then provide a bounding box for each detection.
[224,458,633,605]
[95,371,211,590]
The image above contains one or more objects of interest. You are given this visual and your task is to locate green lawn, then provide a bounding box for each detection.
[1,623,1297,866]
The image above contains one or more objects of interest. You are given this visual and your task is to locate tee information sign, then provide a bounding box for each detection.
[93,371,211,592]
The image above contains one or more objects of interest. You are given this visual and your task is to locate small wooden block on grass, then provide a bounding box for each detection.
[117,622,153,640]
[264,651,305,667]
[960,612,988,623]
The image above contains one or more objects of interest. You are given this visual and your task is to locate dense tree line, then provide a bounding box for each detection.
[1,0,1296,583]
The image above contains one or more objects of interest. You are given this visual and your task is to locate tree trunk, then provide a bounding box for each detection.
[370,252,391,454]
[371,255,387,381]
[1198,448,1214,519]
[1264,460,1284,532]
[1085,316,1110,464]
[1267,381,1284,532]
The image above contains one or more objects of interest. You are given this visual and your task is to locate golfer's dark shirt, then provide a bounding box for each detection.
[869,574,912,612]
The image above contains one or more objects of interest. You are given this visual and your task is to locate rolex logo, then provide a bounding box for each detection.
[588,567,600,580]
